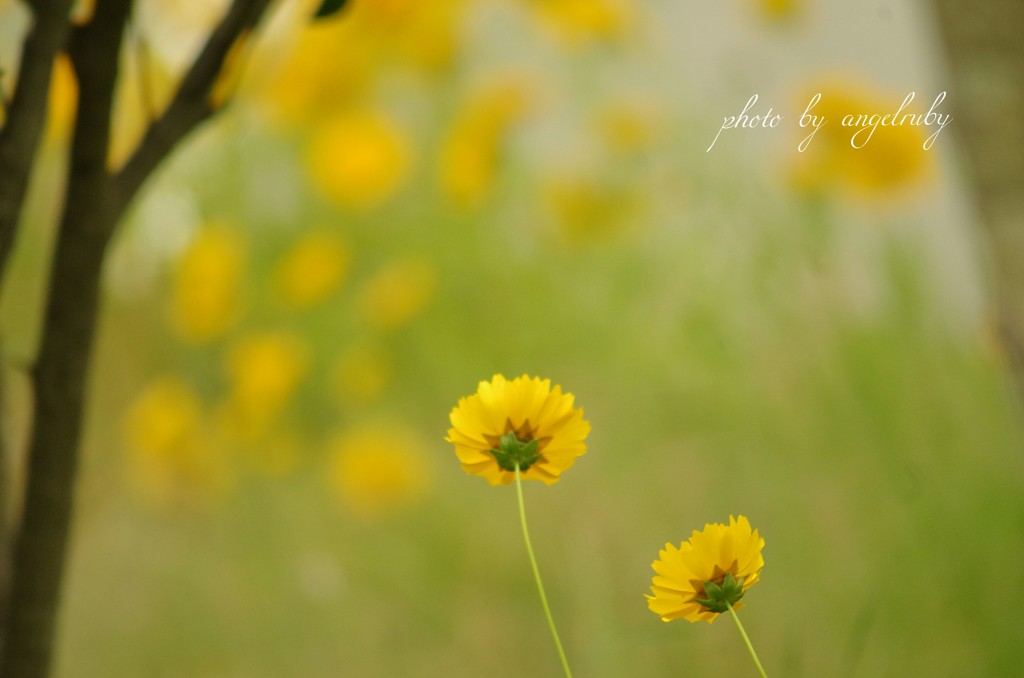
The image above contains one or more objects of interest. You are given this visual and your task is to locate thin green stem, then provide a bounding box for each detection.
[726,602,768,678]
[514,464,573,678]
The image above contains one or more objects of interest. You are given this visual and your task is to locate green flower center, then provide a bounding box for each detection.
[693,570,746,613]
[488,431,542,472]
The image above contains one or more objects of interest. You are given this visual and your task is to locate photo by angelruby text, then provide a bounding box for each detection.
[706,91,952,152]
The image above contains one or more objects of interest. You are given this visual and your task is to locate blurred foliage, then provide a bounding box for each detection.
[0,0,1021,676]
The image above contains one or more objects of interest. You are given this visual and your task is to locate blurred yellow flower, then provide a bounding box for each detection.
[123,376,202,458]
[357,257,436,330]
[45,53,77,145]
[330,343,393,405]
[328,424,430,517]
[350,0,414,24]
[256,0,465,126]
[532,0,630,46]
[546,176,640,243]
[598,100,660,153]
[72,0,95,24]
[392,1,462,72]
[122,376,232,505]
[345,0,466,71]
[260,19,373,127]
[790,82,932,198]
[219,331,308,442]
[305,110,411,210]
[350,0,464,71]
[170,225,245,344]
[273,230,351,308]
[646,515,765,623]
[224,331,308,413]
[756,0,800,22]
[439,80,531,208]
[447,374,590,486]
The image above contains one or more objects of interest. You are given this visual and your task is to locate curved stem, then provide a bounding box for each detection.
[726,602,768,678]
[514,464,573,678]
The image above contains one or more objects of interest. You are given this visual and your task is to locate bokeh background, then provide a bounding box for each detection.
[1,0,1022,675]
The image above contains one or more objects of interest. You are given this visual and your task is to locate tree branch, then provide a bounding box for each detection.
[0,0,76,283]
[115,0,275,203]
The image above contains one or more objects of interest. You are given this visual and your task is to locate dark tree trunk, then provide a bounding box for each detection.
[0,1,276,675]
[1,183,124,678]
[0,1,133,672]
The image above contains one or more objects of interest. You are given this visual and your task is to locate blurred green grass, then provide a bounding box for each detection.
[40,165,1022,676]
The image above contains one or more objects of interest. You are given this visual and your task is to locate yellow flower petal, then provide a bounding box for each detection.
[274,230,350,308]
[447,374,589,485]
[646,515,765,623]
[170,225,245,344]
[305,110,411,210]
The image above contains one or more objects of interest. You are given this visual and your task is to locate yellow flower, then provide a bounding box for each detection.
[122,376,232,505]
[273,230,350,308]
[123,376,203,458]
[439,80,531,208]
[328,425,430,517]
[219,331,308,442]
[391,0,463,72]
[72,0,95,24]
[532,0,630,46]
[790,82,932,198]
[254,0,466,127]
[305,110,411,210]
[225,331,307,411]
[170,225,245,344]
[259,16,373,127]
[646,515,765,623]
[351,0,465,72]
[597,100,660,153]
[356,257,436,330]
[446,374,590,485]
[545,175,640,243]
[45,53,77,146]
[756,0,800,22]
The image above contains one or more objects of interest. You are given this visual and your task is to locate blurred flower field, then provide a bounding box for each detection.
[1,0,1022,676]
